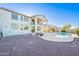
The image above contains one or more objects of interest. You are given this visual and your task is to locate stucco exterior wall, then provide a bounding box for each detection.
[0,9,31,36]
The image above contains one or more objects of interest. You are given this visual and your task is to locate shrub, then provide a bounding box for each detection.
[61,29,66,32]
[51,28,55,32]
[76,29,79,36]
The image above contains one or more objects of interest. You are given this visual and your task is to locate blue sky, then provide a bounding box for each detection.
[0,3,79,27]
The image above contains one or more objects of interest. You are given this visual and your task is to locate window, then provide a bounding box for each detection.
[24,16,29,21]
[24,17,26,21]
[20,28,23,30]
[20,16,29,22]
[11,23,18,29]
[11,13,18,20]
[21,16,23,21]
[24,26,28,30]
[37,26,41,31]
[20,24,28,30]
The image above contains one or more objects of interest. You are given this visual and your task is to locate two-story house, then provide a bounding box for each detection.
[0,8,48,36]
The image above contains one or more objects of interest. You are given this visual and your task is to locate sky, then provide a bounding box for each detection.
[0,3,79,28]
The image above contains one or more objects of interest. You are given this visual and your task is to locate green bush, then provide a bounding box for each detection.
[61,29,66,32]
[76,29,79,36]
[51,28,55,32]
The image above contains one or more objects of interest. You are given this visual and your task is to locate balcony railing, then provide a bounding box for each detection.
[31,22,47,25]
[37,22,42,25]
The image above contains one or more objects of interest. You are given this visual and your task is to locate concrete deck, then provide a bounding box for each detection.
[0,34,79,56]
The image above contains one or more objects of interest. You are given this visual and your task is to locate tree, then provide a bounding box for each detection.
[61,24,71,32]
[51,27,56,32]
[61,29,66,32]
[75,28,79,36]
[62,24,71,30]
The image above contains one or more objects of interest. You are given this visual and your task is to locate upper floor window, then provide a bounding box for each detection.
[11,13,18,20]
[21,16,29,22]
[24,16,27,21]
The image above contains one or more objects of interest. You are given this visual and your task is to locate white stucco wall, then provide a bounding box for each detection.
[0,9,31,36]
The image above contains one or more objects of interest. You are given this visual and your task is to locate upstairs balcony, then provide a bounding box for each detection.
[31,17,47,26]
[37,18,47,25]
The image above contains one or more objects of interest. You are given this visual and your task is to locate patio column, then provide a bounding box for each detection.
[35,17,37,33]
[41,18,44,32]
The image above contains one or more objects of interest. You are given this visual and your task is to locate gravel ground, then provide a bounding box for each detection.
[0,34,79,56]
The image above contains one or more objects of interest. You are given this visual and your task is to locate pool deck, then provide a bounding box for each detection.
[0,34,79,56]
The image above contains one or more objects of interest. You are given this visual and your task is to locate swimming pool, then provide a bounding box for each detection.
[56,32,71,38]
[41,32,74,42]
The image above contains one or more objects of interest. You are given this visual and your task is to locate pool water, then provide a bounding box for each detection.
[54,32,71,38]
[58,32,71,35]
